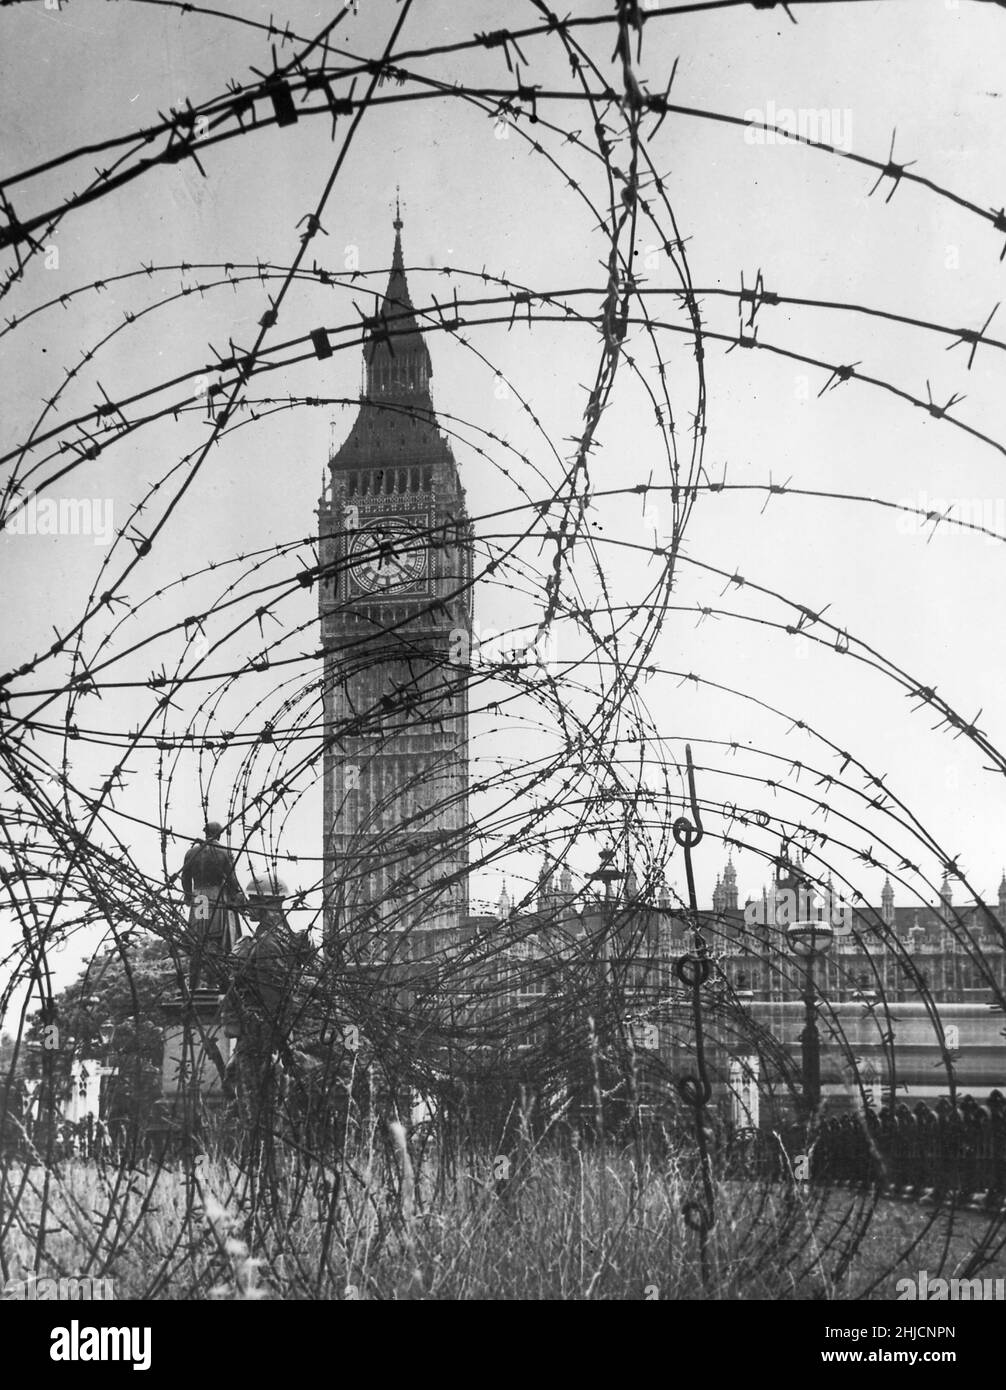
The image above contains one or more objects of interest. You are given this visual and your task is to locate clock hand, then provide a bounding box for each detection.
[376,537,399,568]
[378,547,407,576]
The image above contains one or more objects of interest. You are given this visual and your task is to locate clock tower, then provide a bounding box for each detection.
[319,214,472,960]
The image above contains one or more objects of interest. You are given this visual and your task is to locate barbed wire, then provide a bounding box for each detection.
[2,0,1006,1301]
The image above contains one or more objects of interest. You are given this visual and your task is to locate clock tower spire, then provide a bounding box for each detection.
[319,214,472,959]
[361,202,434,409]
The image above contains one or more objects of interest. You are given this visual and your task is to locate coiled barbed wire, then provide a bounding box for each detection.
[1,0,1006,1300]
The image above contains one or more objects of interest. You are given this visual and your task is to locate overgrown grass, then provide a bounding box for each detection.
[5,1125,1004,1299]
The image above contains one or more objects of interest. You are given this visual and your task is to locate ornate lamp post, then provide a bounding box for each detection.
[786,919,835,1120]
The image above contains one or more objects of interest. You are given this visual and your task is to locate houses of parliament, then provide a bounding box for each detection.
[45,217,1006,1138]
[313,213,1004,1122]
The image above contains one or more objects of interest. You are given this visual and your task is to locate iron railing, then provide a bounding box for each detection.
[727,1091,1006,1200]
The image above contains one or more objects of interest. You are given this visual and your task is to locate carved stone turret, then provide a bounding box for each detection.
[881,875,895,926]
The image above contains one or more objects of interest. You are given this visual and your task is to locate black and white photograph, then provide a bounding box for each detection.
[2,0,1006,1350]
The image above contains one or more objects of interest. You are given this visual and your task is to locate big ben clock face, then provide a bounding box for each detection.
[347,516,428,596]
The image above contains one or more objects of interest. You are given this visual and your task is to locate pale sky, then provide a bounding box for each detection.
[2,0,1006,1003]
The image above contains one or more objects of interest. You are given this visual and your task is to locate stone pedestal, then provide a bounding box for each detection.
[160,989,230,1101]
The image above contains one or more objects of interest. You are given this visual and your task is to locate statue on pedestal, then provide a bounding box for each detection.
[180,821,245,988]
